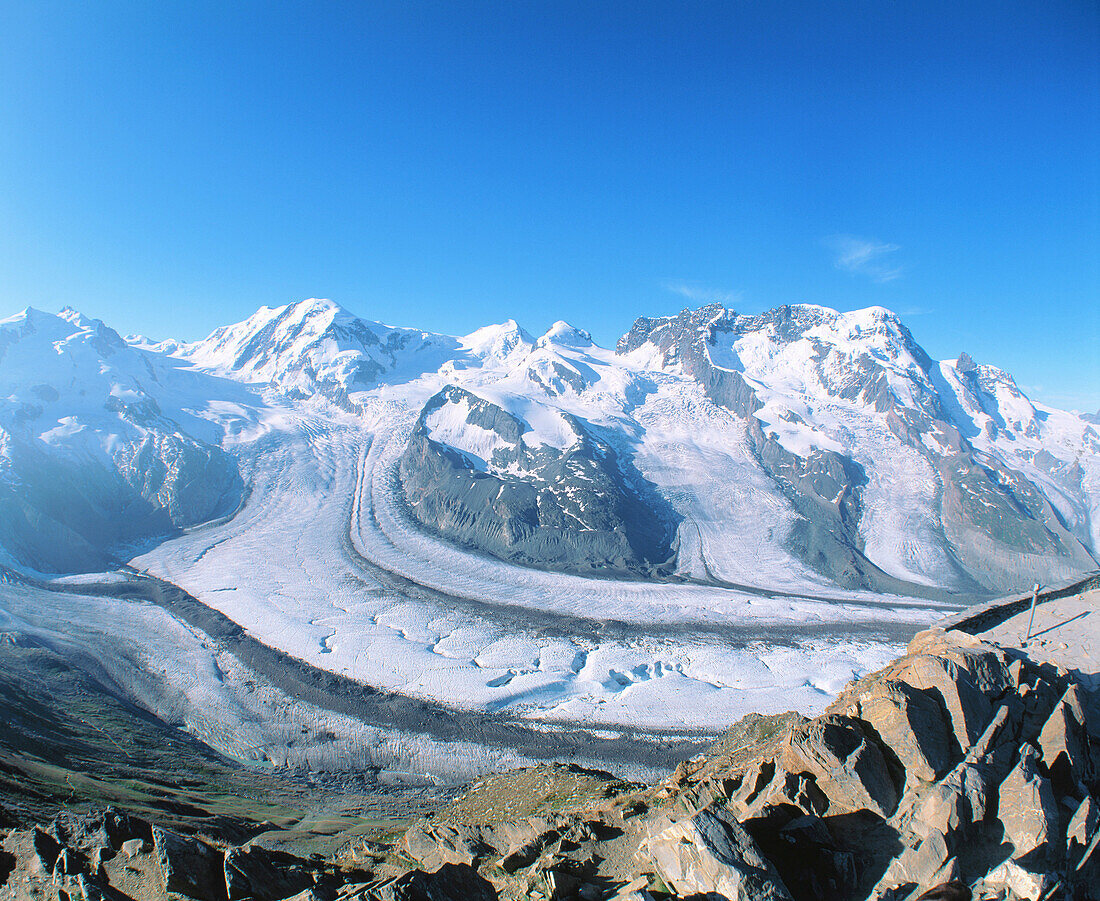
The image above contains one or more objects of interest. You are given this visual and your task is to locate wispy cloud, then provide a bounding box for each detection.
[826,235,904,283]
[662,281,742,306]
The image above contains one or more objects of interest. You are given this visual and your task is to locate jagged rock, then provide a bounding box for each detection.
[888,830,951,892]
[644,805,793,900]
[911,761,986,844]
[151,826,227,901]
[894,631,1012,753]
[31,826,61,875]
[751,814,857,900]
[905,705,1013,842]
[402,824,488,870]
[839,678,957,785]
[914,881,971,901]
[500,833,559,874]
[728,764,828,822]
[780,715,900,817]
[997,744,1060,863]
[1068,795,1099,865]
[76,873,106,901]
[962,703,1016,777]
[541,867,582,900]
[1071,827,1100,896]
[281,890,333,901]
[224,845,314,901]
[982,859,1056,901]
[605,877,653,901]
[368,863,496,901]
[88,846,109,880]
[1037,683,1092,797]
[53,808,148,855]
[54,846,83,877]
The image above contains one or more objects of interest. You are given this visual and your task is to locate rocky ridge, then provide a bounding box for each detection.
[3,623,1096,901]
[397,385,678,576]
[374,625,1100,901]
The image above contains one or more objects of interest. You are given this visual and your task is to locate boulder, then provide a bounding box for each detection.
[728,765,828,821]
[1037,684,1092,797]
[224,845,314,901]
[912,762,986,844]
[891,830,951,891]
[997,744,1060,863]
[833,678,958,784]
[121,838,147,858]
[1067,795,1099,866]
[151,826,227,901]
[780,715,900,817]
[895,630,1013,753]
[914,881,971,901]
[368,863,496,901]
[644,805,793,900]
[982,859,1055,901]
[402,823,494,870]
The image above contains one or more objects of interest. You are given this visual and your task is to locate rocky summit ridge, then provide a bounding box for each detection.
[3,619,1097,901]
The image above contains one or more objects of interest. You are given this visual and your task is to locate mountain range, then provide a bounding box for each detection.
[1,298,1097,595]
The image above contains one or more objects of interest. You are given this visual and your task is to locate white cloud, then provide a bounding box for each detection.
[826,235,904,282]
[662,281,743,306]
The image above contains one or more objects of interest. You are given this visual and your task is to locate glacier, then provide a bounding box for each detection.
[1,297,1096,779]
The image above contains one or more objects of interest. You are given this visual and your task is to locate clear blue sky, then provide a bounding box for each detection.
[1,1,1097,410]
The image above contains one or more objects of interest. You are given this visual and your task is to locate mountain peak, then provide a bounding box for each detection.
[463,319,534,359]
[538,321,592,349]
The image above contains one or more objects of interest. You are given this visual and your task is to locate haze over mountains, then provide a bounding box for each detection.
[1,298,1096,594]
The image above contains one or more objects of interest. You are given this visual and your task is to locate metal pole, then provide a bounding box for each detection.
[1025,583,1040,640]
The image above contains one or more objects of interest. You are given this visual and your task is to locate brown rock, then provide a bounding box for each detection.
[1037,684,1092,797]
[835,678,958,784]
[997,744,1060,862]
[151,826,227,901]
[895,629,1013,753]
[644,805,793,900]
[780,715,900,817]
[368,863,496,901]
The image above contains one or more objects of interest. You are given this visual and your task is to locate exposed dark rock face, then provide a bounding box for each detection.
[398,386,678,577]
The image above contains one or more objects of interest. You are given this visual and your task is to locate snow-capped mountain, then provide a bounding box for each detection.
[0,307,246,572]
[180,297,461,407]
[2,297,1097,595]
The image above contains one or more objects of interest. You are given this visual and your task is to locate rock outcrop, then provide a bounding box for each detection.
[398,385,677,576]
[373,627,1098,901]
[2,628,1096,901]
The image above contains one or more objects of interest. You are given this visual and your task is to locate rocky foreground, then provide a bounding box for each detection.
[2,627,1098,901]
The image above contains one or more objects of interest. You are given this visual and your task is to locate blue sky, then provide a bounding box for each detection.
[1,1,1097,410]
